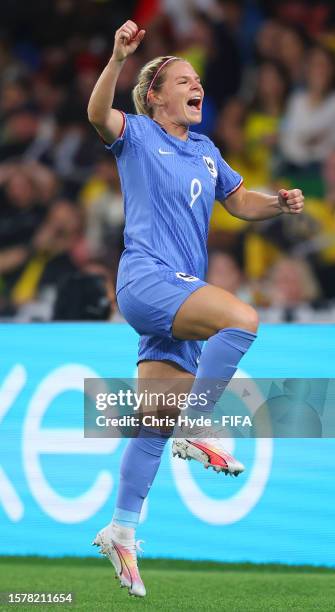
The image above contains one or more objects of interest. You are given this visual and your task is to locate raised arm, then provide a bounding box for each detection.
[223,185,304,221]
[87,20,145,144]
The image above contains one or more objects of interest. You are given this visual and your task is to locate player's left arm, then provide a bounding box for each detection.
[223,185,304,220]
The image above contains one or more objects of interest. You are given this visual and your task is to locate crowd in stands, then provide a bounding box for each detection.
[1,0,335,322]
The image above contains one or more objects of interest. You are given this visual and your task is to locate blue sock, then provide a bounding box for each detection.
[189,327,257,413]
[113,427,170,529]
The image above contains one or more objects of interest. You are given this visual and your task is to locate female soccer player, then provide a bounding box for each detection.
[88,21,304,597]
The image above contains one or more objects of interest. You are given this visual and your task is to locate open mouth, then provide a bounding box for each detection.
[187,96,202,111]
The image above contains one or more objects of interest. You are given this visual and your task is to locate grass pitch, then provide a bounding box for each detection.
[0,557,334,612]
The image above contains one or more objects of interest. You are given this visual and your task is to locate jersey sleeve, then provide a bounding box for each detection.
[104,113,147,158]
[214,147,243,201]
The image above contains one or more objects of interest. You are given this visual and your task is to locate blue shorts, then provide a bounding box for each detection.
[117,263,206,375]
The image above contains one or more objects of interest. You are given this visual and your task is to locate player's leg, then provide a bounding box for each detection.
[94,359,193,597]
[93,426,168,597]
[172,284,258,397]
[172,284,258,474]
[94,270,200,596]
[113,360,193,530]
[173,284,258,338]
[138,358,194,378]
[113,360,193,531]
[172,284,258,396]
[117,272,257,475]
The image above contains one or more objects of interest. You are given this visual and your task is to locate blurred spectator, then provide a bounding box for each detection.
[214,97,246,159]
[214,59,289,188]
[52,257,125,322]
[0,38,21,80]
[0,78,32,118]
[83,260,123,321]
[177,11,212,79]
[209,99,249,258]
[267,257,320,307]
[53,270,112,321]
[80,155,124,264]
[260,257,322,321]
[141,14,174,61]
[113,55,141,114]
[298,150,335,299]
[272,1,332,38]
[207,251,252,303]
[39,102,101,197]
[279,45,335,195]
[0,200,81,317]
[209,99,249,261]
[203,1,243,107]
[0,104,42,162]
[32,76,65,117]
[278,26,307,89]
[253,20,284,64]
[244,60,290,186]
[0,163,49,255]
[213,99,254,183]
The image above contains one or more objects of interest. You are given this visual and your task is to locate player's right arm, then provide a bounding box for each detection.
[87,20,145,144]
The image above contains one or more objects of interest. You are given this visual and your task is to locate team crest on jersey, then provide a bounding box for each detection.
[176,272,199,282]
[203,156,218,179]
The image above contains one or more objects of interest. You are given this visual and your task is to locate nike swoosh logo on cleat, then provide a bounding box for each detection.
[158,148,174,155]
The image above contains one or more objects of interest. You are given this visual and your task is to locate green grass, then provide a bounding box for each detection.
[0,557,334,612]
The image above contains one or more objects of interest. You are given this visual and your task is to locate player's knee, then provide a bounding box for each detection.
[236,305,259,333]
[245,306,259,333]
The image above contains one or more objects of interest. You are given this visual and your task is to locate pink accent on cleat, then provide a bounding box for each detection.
[92,525,146,597]
[189,440,234,469]
[172,438,245,475]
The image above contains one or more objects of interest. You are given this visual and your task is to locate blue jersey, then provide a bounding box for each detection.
[106,113,242,292]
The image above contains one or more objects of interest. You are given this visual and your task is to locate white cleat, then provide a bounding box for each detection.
[92,524,146,597]
[172,438,245,476]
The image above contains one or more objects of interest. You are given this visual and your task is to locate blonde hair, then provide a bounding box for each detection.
[132,56,183,117]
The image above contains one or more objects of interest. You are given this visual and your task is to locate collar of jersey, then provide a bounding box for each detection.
[151,117,195,146]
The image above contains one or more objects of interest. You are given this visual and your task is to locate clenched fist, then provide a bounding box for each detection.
[112,20,145,63]
[278,188,304,215]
